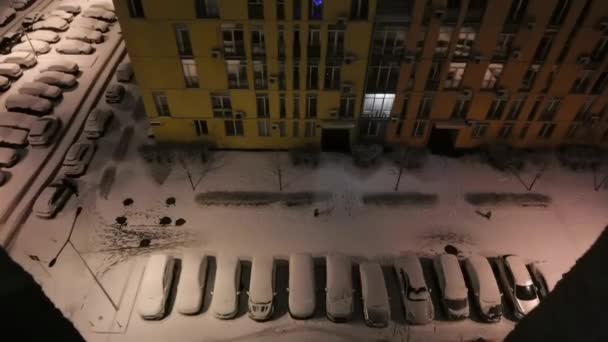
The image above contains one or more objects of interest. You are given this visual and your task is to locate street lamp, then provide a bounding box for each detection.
[20,21,38,60]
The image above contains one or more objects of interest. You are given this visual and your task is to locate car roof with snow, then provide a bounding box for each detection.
[396,255,427,289]
[0,111,34,130]
[0,63,20,73]
[505,255,533,286]
[288,253,315,316]
[249,255,274,303]
[6,93,48,106]
[141,254,172,296]
[437,254,467,299]
[466,255,501,303]
[359,262,389,309]
[0,146,17,162]
[29,117,54,136]
[212,254,239,314]
[2,51,33,59]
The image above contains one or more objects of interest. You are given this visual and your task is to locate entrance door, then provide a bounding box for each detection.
[322,129,351,152]
[428,126,460,156]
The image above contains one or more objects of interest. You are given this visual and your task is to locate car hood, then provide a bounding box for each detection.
[212,294,237,316]
[518,298,540,315]
[406,299,434,324]
[138,296,164,318]
[327,291,352,317]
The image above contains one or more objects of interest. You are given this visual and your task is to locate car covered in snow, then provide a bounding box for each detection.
[138,254,176,319]
[0,7,16,26]
[434,254,469,320]
[82,8,116,22]
[502,255,540,319]
[9,0,34,11]
[211,254,241,319]
[22,30,60,43]
[464,255,503,323]
[0,63,22,78]
[0,111,35,130]
[33,177,77,218]
[35,71,77,88]
[55,40,94,55]
[40,60,79,74]
[360,261,390,328]
[62,141,95,177]
[12,40,50,54]
[83,107,112,139]
[66,27,102,44]
[288,253,315,319]
[325,253,353,322]
[0,51,37,68]
[55,3,81,14]
[44,9,74,22]
[0,75,9,91]
[116,62,133,82]
[0,126,28,146]
[0,30,23,54]
[395,255,434,325]
[72,17,109,32]
[105,84,125,103]
[28,116,58,146]
[175,252,207,315]
[32,17,69,31]
[22,12,43,26]
[5,94,52,115]
[89,1,114,12]
[248,255,275,321]
[0,147,18,167]
[19,81,62,100]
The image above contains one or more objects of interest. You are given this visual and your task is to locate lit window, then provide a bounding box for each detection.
[362,94,395,118]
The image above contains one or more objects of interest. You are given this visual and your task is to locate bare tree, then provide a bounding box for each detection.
[270,152,284,191]
[177,145,223,192]
[510,161,547,191]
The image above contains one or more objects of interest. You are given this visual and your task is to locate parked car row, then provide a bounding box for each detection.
[137,253,549,326]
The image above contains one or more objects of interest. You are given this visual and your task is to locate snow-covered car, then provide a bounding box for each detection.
[0,31,23,54]
[55,3,81,14]
[66,27,102,44]
[360,261,390,328]
[434,254,469,320]
[116,62,133,82]
[288,253,315,319]
[0,63,22,78]
[28,115,58,146]
[503,255,540,319]
[19,81,62,100]
[464,255,503,323]
[9,0,34,11]
[83,108,112,139]
[5,94,52,115]
[0,7,16,26]
[55,40,94,55]
[138,254,176,319]
[0,75,10,91]
[0,51,36,68]
[12,40,50,54]
[22,12,43,26]
[105,84,125,103]
[32,17,69,31]
[395,255,434,325]
[90,1,114,12]
[211,254,241,319]
[175,253,207,315]
[325,254,353,322]
[0,111,35,130]
[0,170,8,186]
[0,147,18,167]
[0,126,28,146]
[44,9,74,22]
[62,141,95,177]
[72,17,109,32]
[22,30,60,43]
[40,60,79,74]
[248,255,275,321]
[35,71,77,88]
[33,177,76,218]
[82,8,116,22]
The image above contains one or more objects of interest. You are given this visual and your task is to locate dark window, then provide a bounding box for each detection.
[591,37,608,62]
[195,0,219,18]
[350,0,369,20]
[293,64,300,89]
[293,0,301,19]
[279,95,287,118]
[339,96,356,118]
[152,92,170,117]
[127,0,145,18]
[506,97,525,120]
[486,98,506,120]
[194,120,208,136]
[174,24,192,56]
[464,0,486,23]
[549,0,571,26]
[306,95,317,118]
[519,124,529,139]
[534,33,554,61]
[592,72,608,94]
[498,123,513,139]
[306,63,319,90]
[309,0,323,20]
[225,120,244,136]
[256,94,269,117]
[527,97,543,121]
[293,27,301,58]
[538,123,556,139]
[277,0,285,20]
[507,0,528,23]
[248,0,264,19]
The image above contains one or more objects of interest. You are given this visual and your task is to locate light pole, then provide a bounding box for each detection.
[20,22,38,60]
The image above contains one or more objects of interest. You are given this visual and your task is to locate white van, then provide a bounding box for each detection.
[359,261,390,328]
[175,252,207,315]
[0,147,18,167]
[325,254,353,322]
[137,254,175,319]
[288,253,315,319]
[248,255,276,321]
[211,254,241,319]
[434,254,469,320]
[464,255,503,322]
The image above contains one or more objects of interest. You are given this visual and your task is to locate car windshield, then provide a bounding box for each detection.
[445,298,467,310]
[406,286,428,301]
[515,284,537,301]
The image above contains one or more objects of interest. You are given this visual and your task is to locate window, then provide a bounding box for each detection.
[293,95,300,118]
[540,97,561,121]
[309,0,323,20]
[372,25,406,56]
[534,32,555,61]
[519,124,529,139]
[174,24,192,56]
[527,96,543,121]
[127,0,145,18]
[486,98,507,120]
[571,69,592,93]
[575,97,595,121]
[306,63,319,89]
[293,63,300,89]
[363,94,395,118]
[293,27,301,58]
[565,123,580,139]
[293,121,300,137]
[350,0,368,20]
[538,123,556,139]
[195,0,218,18]
[293,0,301,19]
[304,121,316,137]
[415,29,427,56]
[445,0,461,23]
[252,26,266,56]
[507,0,528,23]
[471,123,489,138]
[592,72,607,94]
[211,93,232,117]
[417,96,433,118]
[426,61,442,90]
[506,97,526,120]
[253,61,267,89]
[256,94,269,117]
[279,95,286,118]
[339,96,356,118]
[181,59,199,88]
[194,120,208,136]
[444,63,466,89]
[324,64,341,89]
[278,63,286,89]
[464,0,486,23]
[257,120,270,136]
[521,64,540,90]
[361,121,380,136]
[591,37,608,62]
[278,121,287,137]
[454,27,476,58]
[277,0,285,20]
[498,123,513,139]
[306,95,317,118]
[412,120,427,137]
[494,34,514,59]
[366,62,399,92]
[226,60,248,89]
[248,0,264,19]
[308,25,321,58]
[452,97,470,119]
[225,120,244,136]
[327,26,344,56]
[550,0,570,26]
[152,92,170,117]
[222,24,245,56]
[481,64,503,89]
[278,27,286,58]
[436,26,453,56]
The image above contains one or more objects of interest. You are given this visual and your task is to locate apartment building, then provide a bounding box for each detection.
[114,0,608,152]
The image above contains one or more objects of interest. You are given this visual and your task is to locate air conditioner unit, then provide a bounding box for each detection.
[343,54,356,65]
[329,108,338,117]
[234,111,245,119]
[341,82,354,93]
[511,49,522,60]
[496,88,508,98]
[577,55,591,65]
[211,48,222,59]
[404,54,415,63]
[462,89,473,98]
[434,8,446,20]
[526,17,536,30]
[337,16,348,25]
